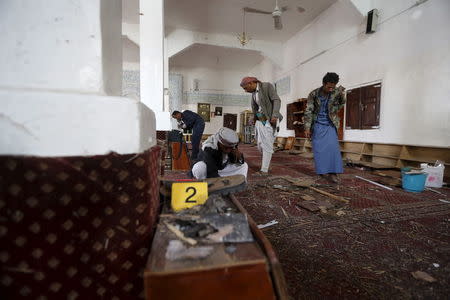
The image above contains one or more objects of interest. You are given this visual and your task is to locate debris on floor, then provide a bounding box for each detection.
[165,240,213,261]
[257,220,278,229]
[164,144,450,298]
[411,271,437,283]
[355,175,393,191]
[301,195,316,201]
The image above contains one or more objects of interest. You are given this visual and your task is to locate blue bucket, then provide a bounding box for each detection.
[401,168,428,193]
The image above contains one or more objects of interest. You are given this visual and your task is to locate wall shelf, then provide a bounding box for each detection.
[283,138,450,180]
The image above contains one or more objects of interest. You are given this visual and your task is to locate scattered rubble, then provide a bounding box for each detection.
[165,240,213,261]
[411,271,437,283]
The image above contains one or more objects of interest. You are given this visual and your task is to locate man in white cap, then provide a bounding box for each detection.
[191,127,248,179]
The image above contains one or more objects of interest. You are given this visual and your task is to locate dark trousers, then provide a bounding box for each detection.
[191,122,205,160]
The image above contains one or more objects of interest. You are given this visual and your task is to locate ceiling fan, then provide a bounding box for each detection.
[244,0,306,30]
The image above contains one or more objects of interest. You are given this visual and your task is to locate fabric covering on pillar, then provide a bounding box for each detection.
[0,147,162,299]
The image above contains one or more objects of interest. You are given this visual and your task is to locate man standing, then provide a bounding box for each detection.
[191,127,248,179]
[240,77,283,174]
[172,110,205,160]
[304,72,346,183]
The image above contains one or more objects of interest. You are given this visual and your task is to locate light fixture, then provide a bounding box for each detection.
[237,9,251,46]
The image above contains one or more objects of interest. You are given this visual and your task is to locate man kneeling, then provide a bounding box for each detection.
[191,127,248,180]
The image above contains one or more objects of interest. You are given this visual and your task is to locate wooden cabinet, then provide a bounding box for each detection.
[239,110,255,143]
[287,98,344,140]
[290,138,450,180]
[223,113,237,131]
[286,99,307,137]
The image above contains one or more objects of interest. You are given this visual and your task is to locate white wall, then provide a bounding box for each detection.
[171,66,253,134]
[249,58,277,83]
[0,0,122,96]
[0,0,156,156]
[183,104,246,135]
[172,67,250,94]
[252,0,450,147]
[122,37,140,70]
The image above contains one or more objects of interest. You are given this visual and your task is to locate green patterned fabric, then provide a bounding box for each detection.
[304,87,346,131]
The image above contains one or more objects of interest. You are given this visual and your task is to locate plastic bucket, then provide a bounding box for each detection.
[401,171,428,193]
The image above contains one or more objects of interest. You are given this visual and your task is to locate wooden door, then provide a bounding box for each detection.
[361,84,381,129]
[337,107,344,140]
[345,88,361,129]
[223,114,237,131]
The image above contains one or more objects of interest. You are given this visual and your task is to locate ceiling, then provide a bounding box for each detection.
[164,0,336,42]
[169,44,264,70]
[122,0,338,71]
[123,0,337,42]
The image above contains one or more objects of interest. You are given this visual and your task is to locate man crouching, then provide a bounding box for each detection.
[191,127,248,180]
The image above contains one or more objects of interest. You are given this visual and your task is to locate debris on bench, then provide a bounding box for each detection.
[165,240,213,261]
[164,221,197,246]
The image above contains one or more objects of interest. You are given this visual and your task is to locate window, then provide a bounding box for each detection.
[345,83,381,129]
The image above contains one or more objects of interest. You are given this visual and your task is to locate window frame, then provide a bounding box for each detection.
[345,82,381,130]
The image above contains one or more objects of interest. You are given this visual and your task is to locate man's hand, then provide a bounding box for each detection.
[270,117,278,125]
[338,85,346,98]
[231,148,242,161]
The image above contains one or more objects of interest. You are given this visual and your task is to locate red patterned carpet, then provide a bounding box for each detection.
[236,144,450,299]
[167,144,450,299]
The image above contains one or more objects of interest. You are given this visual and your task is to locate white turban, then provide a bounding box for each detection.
[202,127,239,150]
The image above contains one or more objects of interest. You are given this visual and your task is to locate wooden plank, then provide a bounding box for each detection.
[147,224,267,274]
[372,144,402,157]
[400,145,450,163]
[340,141,364,153]
[229,194,289,300]
[145,263,275,300]
[296,201,319,212]
[352,160,395,169]
[284,136,296,150]
[171,142,190,170]
[145,194,282,300]
[373,170,401,178]
[372,156,398,167]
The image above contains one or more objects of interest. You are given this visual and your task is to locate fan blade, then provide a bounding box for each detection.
[243,7,272,14]
[281,6,288,12]
[273,15,283,30]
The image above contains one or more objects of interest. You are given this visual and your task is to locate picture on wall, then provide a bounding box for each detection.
[197,103,211,122]
[214,107,223,116]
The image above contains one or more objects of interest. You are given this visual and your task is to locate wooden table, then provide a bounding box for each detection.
[144,195,288,300]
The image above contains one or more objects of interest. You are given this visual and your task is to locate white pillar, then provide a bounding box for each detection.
[140,0,171,130]
[0,0,122,95]
[0,0,156,156]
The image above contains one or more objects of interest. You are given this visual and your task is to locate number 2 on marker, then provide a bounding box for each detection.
[185,187,197,203]
[171,182,208,211]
